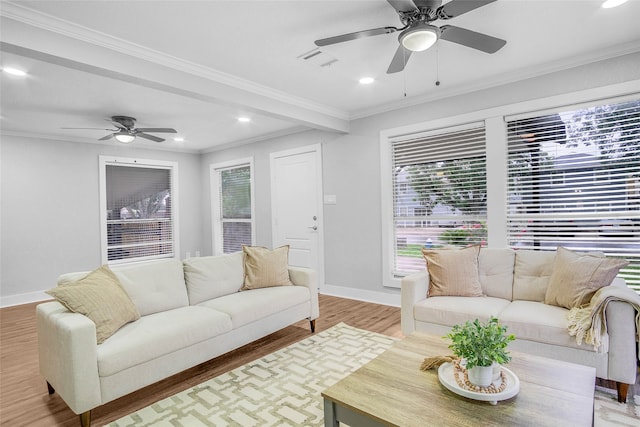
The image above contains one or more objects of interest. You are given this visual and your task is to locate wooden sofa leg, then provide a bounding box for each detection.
[616,382,629,403]
[80,410,91,427]
[310,319,316,333]
[46,381,55,395]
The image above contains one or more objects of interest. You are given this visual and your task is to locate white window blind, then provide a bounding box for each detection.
[102,159,177,264]
[506,99,640,292]
[391,124,487,275]
[212,161,254,254]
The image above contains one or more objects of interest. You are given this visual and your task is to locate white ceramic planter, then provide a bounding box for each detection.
[468,365,494,387]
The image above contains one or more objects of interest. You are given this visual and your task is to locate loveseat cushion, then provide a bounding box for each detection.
[478,248,515,300]
[111,259,189,316]
[57,259,189,316]
[498,300,599,352]
[96,306,232,377]
[183,252,244,305]
[512,250,556,302]
[414,296,511,328]
[198,286,310,328]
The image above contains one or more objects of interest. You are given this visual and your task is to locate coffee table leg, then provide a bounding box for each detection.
[323,398,339,427]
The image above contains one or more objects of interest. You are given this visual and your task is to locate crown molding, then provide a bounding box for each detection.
[0,1,349,122]
[350,41,640,120]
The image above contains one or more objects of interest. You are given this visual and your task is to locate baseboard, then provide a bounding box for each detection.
[320,284,400,307]
[1,291,51,308]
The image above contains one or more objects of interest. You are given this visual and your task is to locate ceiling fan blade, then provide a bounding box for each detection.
[135,128,177,133]
[137,133,165,142]
[99,134,114,141]
[387,0,418,13]
[387,45,413,74]
[61,127,114,130]
[440,25,506,53]
[438,0,497,19]
[315,27,398,47]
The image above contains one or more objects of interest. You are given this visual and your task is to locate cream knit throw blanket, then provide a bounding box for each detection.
[567,285,640,352]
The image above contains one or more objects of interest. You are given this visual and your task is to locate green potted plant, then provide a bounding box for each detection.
[445,317,515,387]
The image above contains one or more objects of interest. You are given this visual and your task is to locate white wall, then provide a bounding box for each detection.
[0,136,202,306]
[2,52,639,307]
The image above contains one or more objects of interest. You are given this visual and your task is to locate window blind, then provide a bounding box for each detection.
[217,165,252,253]
[105,164,174,263]
[391,124,487,275]
[506,99,640,292]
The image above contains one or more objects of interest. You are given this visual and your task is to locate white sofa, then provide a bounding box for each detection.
[37,252,319,427]
[401,247,638,403]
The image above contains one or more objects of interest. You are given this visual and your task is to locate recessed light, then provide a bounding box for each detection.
[359,77,375,85]
[237,117,251,123]
[173,137,184,142]
[2,67,27,77]
[602,0,628,8]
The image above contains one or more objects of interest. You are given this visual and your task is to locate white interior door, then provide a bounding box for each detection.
[270,144,324,287]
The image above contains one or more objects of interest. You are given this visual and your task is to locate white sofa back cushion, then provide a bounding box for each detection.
[513,250,556,302]
[478,248,515,300]
[58,259,189,316]
[183,252,244,305]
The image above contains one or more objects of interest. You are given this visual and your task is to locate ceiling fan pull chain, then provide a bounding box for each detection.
[435,43,441,86]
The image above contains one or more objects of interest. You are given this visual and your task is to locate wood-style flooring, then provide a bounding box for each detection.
[0,294,402,426]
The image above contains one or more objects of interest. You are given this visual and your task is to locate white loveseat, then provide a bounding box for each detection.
[37,252,319,427]
[401,247,638,403]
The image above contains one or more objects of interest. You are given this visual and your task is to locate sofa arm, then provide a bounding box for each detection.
[36,301,102,415]
[289,267,319,320]
[603,278,640,385]
[401,271,429,336]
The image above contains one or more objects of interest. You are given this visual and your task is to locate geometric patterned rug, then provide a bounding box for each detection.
[106,323,397,426]
[107,322,640,426]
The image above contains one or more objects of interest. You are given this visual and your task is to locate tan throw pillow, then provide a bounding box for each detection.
[422,245,483,297]
[545,247,628,309]
[242,245,293,290]
[46,265,140,344]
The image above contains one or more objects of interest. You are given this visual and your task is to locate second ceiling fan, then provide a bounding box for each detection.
[315,0,506,74]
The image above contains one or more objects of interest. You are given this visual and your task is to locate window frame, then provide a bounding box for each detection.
[210,157,256,255]
[380,81,639,289]
[99,156,180,265]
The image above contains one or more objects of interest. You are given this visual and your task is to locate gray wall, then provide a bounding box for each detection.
[2,52,639,305]
[0,136,202,303]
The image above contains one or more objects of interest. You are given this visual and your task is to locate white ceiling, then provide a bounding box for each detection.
[2,0,640,152]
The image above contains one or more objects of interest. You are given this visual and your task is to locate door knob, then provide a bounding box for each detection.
[308,225,318,231]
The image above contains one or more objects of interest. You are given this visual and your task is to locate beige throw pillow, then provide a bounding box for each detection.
[46,265,140,344]
[242,245,293,290]
[422,245,483,297]
[545,247,628,309]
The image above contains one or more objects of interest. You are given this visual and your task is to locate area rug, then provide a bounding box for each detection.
[108,323,639,426]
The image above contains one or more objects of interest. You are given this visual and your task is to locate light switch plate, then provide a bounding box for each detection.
[324,194,337,205]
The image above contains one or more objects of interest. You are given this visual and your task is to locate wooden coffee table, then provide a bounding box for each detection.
[322,332,595,427]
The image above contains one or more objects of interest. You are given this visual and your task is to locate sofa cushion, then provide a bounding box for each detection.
[545,247,628,309]
[198,286,310,329]
[96,306,232,377]
[242,245,293,290]
[111,259,189,316]
[513,250,556,302]
[183,252,244,305]
[47,265,140,344]
[499,300,599,352]
[478,248,515,300]
[414,296,511,328]
[422,245,483,297]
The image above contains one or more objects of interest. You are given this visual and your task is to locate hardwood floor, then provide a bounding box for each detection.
[0,294,402,427]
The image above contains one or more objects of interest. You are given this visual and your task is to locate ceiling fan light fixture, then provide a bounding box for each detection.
[400,23,439,52]
[115,132,136,144]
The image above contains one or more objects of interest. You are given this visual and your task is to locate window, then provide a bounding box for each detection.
[507,99,640,292]
[211,158,255,254]
[389,123,487,276]
[100,156,178,264]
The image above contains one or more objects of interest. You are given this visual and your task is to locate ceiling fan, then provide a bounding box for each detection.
[63,116,177,144]
[314,0,506,74]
